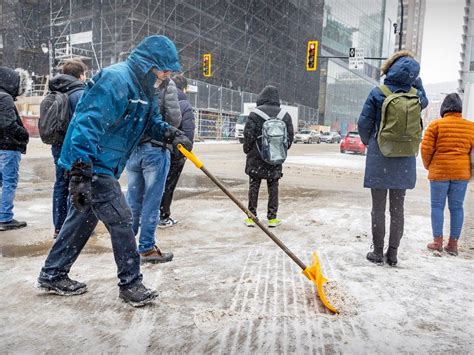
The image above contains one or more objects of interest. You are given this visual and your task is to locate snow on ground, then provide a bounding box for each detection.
[1,141,473,353]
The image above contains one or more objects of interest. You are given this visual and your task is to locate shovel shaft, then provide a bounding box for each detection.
[201,165,307,271]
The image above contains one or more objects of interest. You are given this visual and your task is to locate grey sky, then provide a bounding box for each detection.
[420,0,465,84]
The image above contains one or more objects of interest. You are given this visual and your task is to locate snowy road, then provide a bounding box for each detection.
[1,139,473,353]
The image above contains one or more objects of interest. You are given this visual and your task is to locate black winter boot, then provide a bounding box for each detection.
[119,282,157,307]
[367,245,384,265]
[36,276,87,296]
[385,247,398,267]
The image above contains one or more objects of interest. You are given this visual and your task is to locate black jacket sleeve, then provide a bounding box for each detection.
[0,94,28,140]
[243,113,258,154]
[284,112,294,149]
[179,100,195,143]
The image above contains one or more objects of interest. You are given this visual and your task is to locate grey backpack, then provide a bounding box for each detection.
[252,108,288,165]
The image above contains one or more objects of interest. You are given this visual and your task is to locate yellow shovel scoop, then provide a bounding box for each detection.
[177,144,339,313]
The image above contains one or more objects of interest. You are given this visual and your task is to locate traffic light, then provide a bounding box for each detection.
[203,53,212,77]
[306,40,318,71]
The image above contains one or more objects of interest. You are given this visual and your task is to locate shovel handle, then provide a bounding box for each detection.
[177,144,307,271]
[177,144,203,168]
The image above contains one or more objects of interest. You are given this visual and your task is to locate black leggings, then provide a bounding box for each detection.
[248,177,279,220]
[371,188,406,254]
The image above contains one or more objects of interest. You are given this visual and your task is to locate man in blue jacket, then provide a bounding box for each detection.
[36,35,192,307]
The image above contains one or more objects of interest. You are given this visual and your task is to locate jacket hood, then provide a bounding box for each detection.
[256,85,280,106]
[49,74,85,93]
[440,93,462,117]
[0,66,20,97]
[383,51,420,87]
[127,35,181,92]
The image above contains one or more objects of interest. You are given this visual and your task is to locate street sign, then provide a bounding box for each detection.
[348,47,364,70]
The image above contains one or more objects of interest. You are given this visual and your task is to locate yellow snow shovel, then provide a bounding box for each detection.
[177,144,339,313]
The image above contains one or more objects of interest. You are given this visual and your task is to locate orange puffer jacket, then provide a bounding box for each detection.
[421,112,474,181]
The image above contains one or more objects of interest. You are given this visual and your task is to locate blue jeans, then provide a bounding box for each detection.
[0,150,21,222]
[430,180,469,239]
[52,144,70,233]
[126,144,170,253]
[40,175,142,288]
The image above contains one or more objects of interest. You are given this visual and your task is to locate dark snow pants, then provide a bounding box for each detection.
[39,175,142,289]
[160,156,186,220]
[371,188,406,255]
[248,176,279,220]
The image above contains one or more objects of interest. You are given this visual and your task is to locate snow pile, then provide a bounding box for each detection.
[322,280,358,316]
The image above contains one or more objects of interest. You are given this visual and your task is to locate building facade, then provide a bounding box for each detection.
[395,0,426,60]
[459,0,473,119]
[1,0,395,134]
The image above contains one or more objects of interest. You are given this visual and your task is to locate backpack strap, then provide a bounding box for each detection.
[379,85,393,97]
[252,108,271,121]
[276,110,286,120]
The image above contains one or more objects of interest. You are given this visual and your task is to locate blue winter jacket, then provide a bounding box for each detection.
[357,56,428,190]
[59,35,181,178]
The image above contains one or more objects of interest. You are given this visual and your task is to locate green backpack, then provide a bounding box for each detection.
[377,85,422,157]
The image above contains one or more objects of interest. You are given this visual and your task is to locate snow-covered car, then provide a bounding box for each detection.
[340,131,366,155]
[293,130,320,144]
[320,131,341,143]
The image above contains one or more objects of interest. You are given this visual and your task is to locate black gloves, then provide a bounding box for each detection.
[69,161,93,212]
[164,126,193,154]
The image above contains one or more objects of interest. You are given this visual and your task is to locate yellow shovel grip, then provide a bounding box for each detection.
[177,144,203,169]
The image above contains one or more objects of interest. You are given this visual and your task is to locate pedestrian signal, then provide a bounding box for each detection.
[306,41,318,71]
[203,53,212,77]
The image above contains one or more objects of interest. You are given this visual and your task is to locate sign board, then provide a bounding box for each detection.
[187,84,198,93]
[348,47,364,70]
[69,31,93,45]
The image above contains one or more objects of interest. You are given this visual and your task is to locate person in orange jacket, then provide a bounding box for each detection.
[421,93,474,256]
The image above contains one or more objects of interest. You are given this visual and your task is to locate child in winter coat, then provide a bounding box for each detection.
[243,85,294,228]
[421,93,474,256]
[358,50,428,266]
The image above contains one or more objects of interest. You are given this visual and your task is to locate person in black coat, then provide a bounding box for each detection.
[48,59,87,238]
[0,66,30,230]
[243,85,294,228]
[159,74,196,227]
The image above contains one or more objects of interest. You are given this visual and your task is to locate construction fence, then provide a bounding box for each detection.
[186,79,320,140]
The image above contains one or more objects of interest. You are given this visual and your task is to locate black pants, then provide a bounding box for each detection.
[160,157,186,220]
[371,188,406,254]
[248,176,279,220]
[40,175,141,289]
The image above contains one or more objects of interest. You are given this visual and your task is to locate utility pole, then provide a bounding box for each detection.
[398,0,404,51]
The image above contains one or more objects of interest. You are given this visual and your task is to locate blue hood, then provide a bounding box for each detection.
[384,56,420,88]
[127,35,181,95]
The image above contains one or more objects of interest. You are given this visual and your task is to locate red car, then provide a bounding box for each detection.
[340,131,366,155]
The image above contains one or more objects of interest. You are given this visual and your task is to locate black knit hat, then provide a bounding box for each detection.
[440,93,462,117]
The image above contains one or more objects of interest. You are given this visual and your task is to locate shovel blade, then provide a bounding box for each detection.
[303,252,339,313]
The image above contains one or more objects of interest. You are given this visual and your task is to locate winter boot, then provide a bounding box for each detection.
[444,238,458,256]
[244,218,255,227]
[427,236,443,252]
[36,276,87,296]
[0,219,27,231]
[384,247,398,267]
[119,282,157,307]
[268,218,282,228]
[140,246,174,264]
[366,251,384,265]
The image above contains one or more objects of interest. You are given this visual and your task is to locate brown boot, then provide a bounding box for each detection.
[444,238,458,256]
[140,246,174,264]
[427,236,443,252]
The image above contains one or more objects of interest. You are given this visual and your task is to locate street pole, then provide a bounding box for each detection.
[399,0,404,51]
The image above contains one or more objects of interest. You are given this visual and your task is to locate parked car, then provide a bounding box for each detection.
[320,131,341,143]
[340,131,366,155]
[293,130,320,144]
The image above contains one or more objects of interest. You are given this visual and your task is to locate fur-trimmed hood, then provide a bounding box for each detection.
[0,66,31,98]
[380,50,414,75]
